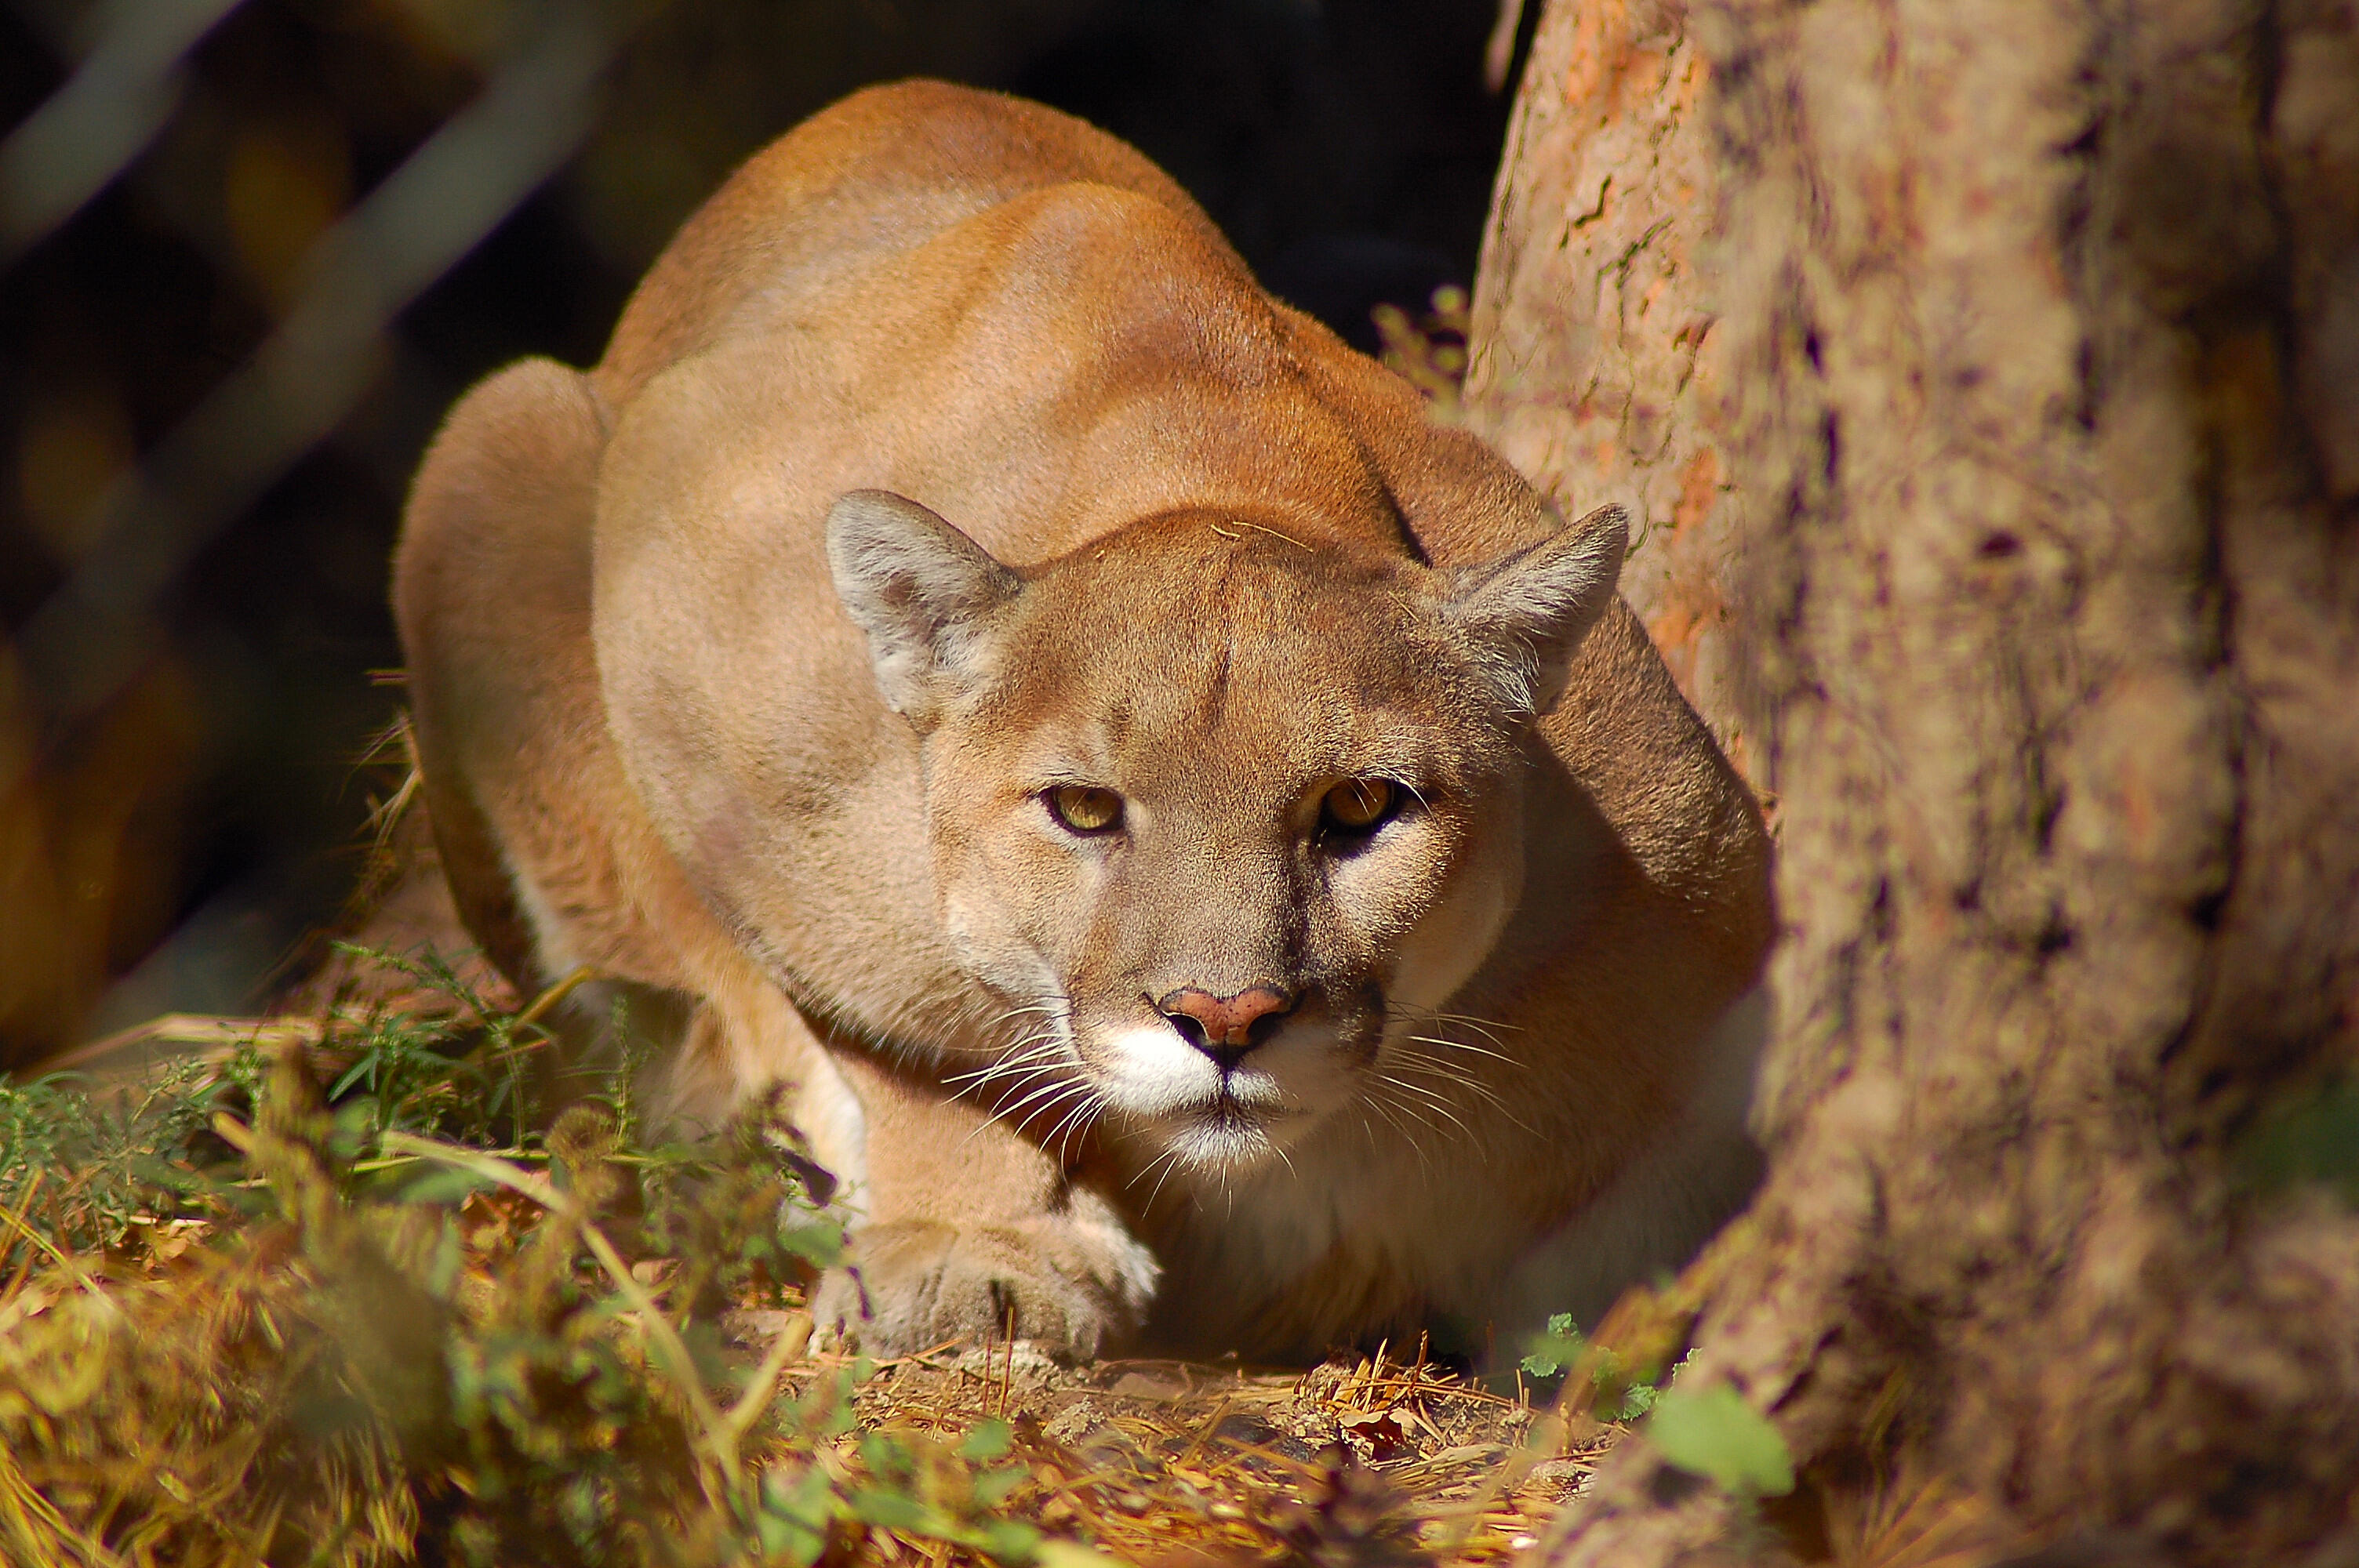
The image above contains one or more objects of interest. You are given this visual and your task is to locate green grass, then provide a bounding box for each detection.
[0,1055,231,1267]
[0,943,1641,1566]
[0,949,1096,1568]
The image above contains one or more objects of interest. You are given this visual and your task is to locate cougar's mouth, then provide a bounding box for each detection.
[1199,1078,1304,1132]
[1078,997,1374,1174]
[1154,1091,1296,1172]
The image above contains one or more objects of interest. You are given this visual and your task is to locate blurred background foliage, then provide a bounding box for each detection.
[0,0,1531,1068]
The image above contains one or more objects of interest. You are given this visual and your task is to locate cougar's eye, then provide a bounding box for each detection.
[1045,784,1124,835]
[1320,779,1398,836]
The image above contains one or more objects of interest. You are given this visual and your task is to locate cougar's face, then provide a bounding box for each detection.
[918,521,1531,1172]
[824,488,1620,1174]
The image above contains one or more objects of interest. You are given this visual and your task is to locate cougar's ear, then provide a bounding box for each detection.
[826,489,1023,725]
[1439,503,1628,717]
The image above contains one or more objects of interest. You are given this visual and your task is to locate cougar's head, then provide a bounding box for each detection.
[829,491,1625,1172]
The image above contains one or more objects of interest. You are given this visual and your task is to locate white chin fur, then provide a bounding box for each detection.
[1161,1110,1281,1171]
[1090,1022,1324,1171]
[1092,1022,1226,1118]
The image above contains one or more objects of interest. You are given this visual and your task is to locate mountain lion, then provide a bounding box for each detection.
[394,80,1772,1363]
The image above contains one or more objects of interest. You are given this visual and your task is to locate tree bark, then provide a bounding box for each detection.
[1470,2,2359,1564]
[1467,0,1757,783]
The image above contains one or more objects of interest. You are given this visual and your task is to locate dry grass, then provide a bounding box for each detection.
[0,930,1629,1568]
[824,1337,1612,1566]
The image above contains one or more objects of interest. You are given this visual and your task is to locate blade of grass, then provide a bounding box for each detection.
[0,1179,118,1319]
[510,964,599,1034]
[377,1131,737,1480]
[724,1309,814,1447]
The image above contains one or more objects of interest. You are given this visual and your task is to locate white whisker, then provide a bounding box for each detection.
[1387,1058,1513,1116]
[1374,1074,1477,1142]
[985,1071,1090,1126]
[1045,1090,1104,1163]
[1401,1032,1518,1066]
[943,1049,1065,1092]
[1023,1078,1096,1139]
[941,1032,1067,1092]
[1132,1142,1190,1209]
[1359,1088,1434,1170]
[1386,1048,1535,1134]
[961,1069,1090,1145]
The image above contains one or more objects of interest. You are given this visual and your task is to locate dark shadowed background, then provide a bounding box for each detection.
[0,0,1531,1066]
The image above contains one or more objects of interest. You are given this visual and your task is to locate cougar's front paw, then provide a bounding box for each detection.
[812,1194,1158,1361]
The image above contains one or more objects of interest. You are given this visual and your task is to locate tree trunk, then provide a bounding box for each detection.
[1467,0,1757,782]
[1470,2,2359,1564]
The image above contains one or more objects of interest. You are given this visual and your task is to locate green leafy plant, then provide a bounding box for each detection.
[1645,1385,1794,1497]
[0,949,1103,1568]
[0,1057,231,1267]
[1518,1312,1584,1378]
[1519,1313,1664,1421]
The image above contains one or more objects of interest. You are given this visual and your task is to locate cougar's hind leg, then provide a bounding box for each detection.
[393,359,711,1098]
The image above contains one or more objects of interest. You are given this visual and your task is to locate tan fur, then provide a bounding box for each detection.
[393,80,1772,1364]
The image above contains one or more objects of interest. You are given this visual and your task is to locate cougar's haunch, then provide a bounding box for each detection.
[394,80,1772,1363]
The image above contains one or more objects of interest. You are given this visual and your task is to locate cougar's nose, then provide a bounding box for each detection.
[1158,984,1297,1069]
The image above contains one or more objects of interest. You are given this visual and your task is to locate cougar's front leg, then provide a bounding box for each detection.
[394,360,802,1127]
[806,1040,1158,1360]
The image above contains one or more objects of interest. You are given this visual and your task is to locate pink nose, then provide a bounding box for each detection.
[1158,985,1297,1062]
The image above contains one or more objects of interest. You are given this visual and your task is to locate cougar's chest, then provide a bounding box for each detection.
[1118,1118,1530,1359]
